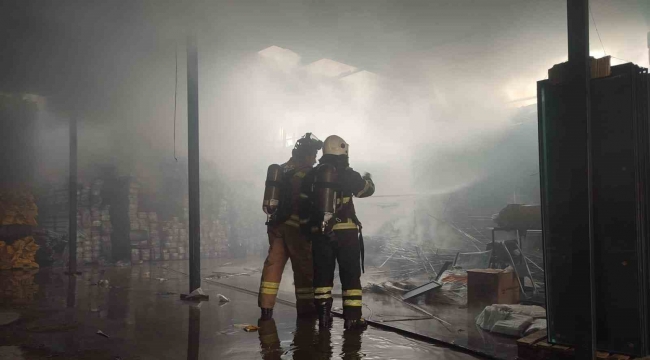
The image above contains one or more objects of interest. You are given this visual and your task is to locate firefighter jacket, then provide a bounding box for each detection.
[299,163,375,234]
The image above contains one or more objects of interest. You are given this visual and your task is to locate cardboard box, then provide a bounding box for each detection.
[467,269,520,308]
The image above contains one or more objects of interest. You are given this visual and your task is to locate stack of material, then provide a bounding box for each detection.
[77,184,92,263]
[161,217,187,261]
[0,189,40,269]
[38,186,70,234]
[137,212,151,262]
[126,180,149,262]
[149,212,161,260]
[88,179,104,262]
[0,269,39,305]
[100,207,112,261]
[201,218,229,258]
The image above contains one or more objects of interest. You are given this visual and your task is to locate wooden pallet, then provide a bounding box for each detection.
[517,330,639,360]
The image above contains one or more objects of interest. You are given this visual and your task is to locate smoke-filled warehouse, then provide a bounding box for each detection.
[0,0,649,359]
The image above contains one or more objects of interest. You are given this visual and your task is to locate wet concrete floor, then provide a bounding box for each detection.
[0,260,487,359]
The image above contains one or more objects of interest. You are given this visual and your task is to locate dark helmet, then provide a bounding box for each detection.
[293,133,323,158]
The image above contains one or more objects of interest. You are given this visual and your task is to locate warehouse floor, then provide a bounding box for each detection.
[0,260,487,359]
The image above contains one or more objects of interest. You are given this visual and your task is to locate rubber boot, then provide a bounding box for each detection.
[261,308,274,320]
[344,318,368,331]
[316,299,333,329]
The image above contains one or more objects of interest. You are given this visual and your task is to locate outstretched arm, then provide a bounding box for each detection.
[347,169,375,198]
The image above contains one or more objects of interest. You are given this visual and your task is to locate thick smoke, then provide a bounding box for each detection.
[8,0,650,252]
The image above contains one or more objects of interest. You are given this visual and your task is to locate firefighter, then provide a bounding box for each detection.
[299,135,375,330]
[258,133,323,320]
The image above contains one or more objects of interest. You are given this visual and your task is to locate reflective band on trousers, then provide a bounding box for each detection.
[260,281,280,295]
[314,294,332,299]
[296,293,314,300]
[261,288,279,295]
[296,287,313,294]
[295,171,307,178]
[344,300,363,307]
[343,289,362,297]
[332,219,358,230]
[261,282,280,289]
[314,287,333,294]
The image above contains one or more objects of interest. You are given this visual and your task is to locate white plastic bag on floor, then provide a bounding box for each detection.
[491,314,534,337]
[475,305,511,331]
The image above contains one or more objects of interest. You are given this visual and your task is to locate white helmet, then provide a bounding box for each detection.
[323,135,349,156]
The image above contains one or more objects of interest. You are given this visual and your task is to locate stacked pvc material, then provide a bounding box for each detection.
[200,218,229,259]
[127,180,147,262]
[161,217,187,260]
[0,189,40,269]
[100,207,112,261]
[149,212,161,260]
[77,184,92,264]
[39,186,69,234]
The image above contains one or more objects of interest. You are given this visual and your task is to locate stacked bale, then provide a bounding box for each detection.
[149,212,161,260]
[77,184,92,263]
[126,180,149,262]
[161,217,188,260]
[0,189,40,269]
[201,218,229,259]
[39,186,69,234]
[100,206,112,261]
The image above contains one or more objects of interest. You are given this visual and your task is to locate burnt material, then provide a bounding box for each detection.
[539,63,650,356]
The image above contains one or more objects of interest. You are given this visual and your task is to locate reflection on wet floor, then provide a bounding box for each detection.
[0,260,485,359]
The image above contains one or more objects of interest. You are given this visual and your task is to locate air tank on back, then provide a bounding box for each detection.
[314,163,339,233]
[263,164,283,224]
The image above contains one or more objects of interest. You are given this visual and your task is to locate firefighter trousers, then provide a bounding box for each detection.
[258,223,315,316]
[312,228,363,320]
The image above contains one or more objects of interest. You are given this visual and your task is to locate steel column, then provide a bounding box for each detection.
[187,34,202,293]
[67,116,78,275]
[566,0,595,357]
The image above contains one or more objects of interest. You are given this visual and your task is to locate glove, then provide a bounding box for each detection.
[362,172,372,180]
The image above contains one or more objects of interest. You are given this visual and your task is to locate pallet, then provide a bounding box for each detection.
[517,330,637,360]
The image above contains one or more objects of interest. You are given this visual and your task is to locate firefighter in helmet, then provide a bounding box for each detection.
[259,133,323,320]
[299,135,375,330]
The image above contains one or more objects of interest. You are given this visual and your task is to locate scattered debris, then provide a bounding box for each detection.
[96,330,110,338]
[402,280,442,300]
[115,260,129,267]
[155,278,168,282]
[181,287,209,301]
[217,294,230,303]
[243,325,259,332]
[98,279,109,287]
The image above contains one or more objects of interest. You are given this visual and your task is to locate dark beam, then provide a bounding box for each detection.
[566,0,595,358]
[66,116,79,275]
[187,34,202,294]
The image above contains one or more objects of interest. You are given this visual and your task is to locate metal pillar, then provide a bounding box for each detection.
[567,0,595,357]
[186,34,203,295]
[66,116,80,275]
